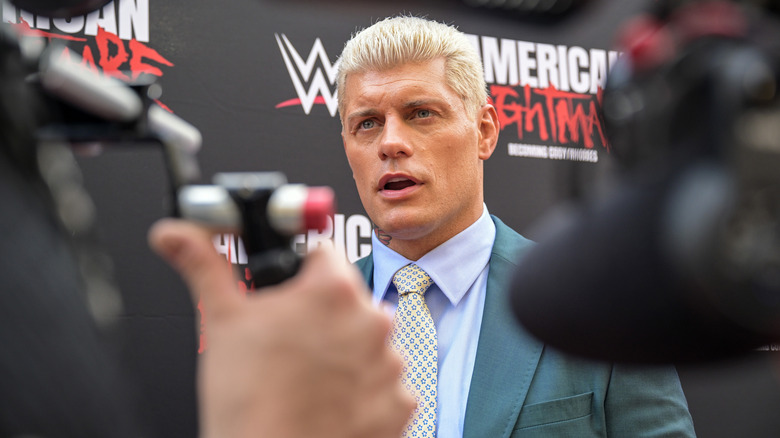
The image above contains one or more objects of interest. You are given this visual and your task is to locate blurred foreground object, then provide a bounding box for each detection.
[1,2,336,434]
[10,0,111,17]
[462,0,595,20]
[511,0,780,364]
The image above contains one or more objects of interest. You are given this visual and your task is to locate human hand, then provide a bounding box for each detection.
[148,219,415,438]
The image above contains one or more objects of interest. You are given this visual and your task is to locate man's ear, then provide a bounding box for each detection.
[477,104,499,160]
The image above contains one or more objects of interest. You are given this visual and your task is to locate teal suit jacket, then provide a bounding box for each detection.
[355,216,696,437]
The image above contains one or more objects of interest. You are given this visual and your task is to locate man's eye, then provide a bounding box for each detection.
[416,109,431,118]
[360,120,375,130]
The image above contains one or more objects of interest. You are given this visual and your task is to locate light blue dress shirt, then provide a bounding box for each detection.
[370,205,496,438]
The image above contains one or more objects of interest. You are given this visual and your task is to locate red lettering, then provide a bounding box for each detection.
[491,84,609,150]
[96,27,129,80]
[129,38,174,80]
[535,87,608,149]
[42,28,175,82]
[491,84,549,141]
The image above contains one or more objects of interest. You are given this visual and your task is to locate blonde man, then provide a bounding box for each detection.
[339,15,696,438]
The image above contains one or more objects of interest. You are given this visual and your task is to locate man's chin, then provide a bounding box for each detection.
[374,221,431,241]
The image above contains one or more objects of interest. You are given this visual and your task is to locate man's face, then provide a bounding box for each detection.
[341,58,498,258]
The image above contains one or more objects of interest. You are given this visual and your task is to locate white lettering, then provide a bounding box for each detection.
[508,143,548,159]
[3,0,149,42]
[345,214,372,263]
[2,2,15,23]
[568,46,590,94]
[85,3,118,37]
[517,41,538,88]
[510,144,598,162]
[548,146,567,160]
[468,34,620,96]
[35,15,50,29]
[567,148,598,163]
[118,0,149,42]
[536,43,557,89]
[481,36,518,86]
[557,45,570,92]
[18,8,33,26]
[53,15,84,33]
[292,213,372,263]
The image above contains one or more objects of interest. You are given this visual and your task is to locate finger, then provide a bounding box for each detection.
[148,218,240,320]
[295,245,369,305]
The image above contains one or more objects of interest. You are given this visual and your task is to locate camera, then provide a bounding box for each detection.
[2,23,334,291]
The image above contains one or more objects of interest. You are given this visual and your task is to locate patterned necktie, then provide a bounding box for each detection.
[389,264,437,438]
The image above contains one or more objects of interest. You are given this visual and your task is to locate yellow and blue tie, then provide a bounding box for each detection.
[390,264,437,438]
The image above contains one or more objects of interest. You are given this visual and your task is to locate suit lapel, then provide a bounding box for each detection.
[463,216,542,438]
[354,217,542,438]
[354,254,373,288]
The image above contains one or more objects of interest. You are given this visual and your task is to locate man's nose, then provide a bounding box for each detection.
[378,116,413,160]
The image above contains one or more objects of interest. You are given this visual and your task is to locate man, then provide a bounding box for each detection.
[338,15,696,437]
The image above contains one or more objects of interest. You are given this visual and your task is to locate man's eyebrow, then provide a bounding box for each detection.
[346,98,449,122]
[346,108,379,122]
[403,99,445,109]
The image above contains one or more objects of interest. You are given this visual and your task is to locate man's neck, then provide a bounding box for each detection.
[385,206,486,261]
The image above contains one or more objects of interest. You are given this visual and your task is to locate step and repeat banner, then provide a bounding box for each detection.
[5,0,780,436]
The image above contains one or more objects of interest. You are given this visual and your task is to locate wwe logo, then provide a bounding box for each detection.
[275,34,339,117]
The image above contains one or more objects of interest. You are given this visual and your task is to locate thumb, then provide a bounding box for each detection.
[148,218,240,321]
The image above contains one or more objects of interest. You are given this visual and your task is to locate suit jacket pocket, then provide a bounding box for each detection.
[514,392,593,430]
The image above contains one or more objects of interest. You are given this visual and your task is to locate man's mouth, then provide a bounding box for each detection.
[384,177,416,191]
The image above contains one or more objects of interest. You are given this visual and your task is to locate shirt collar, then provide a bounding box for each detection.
[371,204,496,306]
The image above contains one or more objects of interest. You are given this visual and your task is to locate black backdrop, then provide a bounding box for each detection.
[6,0,780,436]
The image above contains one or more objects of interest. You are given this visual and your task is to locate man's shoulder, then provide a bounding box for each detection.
[489,215,534,263]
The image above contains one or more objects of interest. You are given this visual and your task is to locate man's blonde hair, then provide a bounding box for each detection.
[337,15,487,119]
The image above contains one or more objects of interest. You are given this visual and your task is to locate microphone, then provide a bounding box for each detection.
[509,159,780,364]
